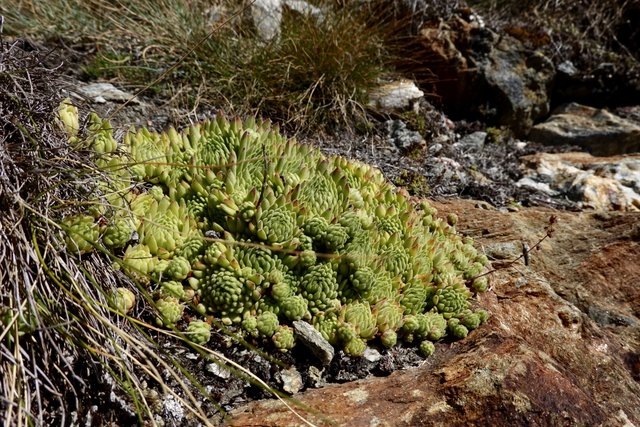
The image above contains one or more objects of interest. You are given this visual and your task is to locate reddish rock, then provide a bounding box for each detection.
[227,200,640,426]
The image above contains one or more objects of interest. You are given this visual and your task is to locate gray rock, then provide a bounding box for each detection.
[251,0,323,42]
[476,43,554,136]
[528,103,640,155]
[75,83,138,104]
[416,16,553,136]
[206,362,231,379]
[557,60,578,76]
[428,142,443,155]
[363,348,382,363]
[292,320,334,366]
[251,0,282,42]
[286,0,323,22]
[307,366,326,388]
[455,131,487,149]
[484,241,521,260]
[161,394,185,424]
[385,120,425,151]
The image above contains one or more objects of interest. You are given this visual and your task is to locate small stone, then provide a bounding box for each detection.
[293,320,335,366]
[369,80,424,112]
[280,367,303,394]
[456,131,487,149]
[429,143,443,155]
[76,83,138,104]
[363,347,382,363]
[385,120,425,151]
[557,60,578,76]
[484,242,521,260]
[162,394,185,424]
[307,366,326,388]
[206,362,231,379]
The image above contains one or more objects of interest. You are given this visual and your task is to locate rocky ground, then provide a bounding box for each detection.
[229,199,640,426]
[57,46,640,427]
[60,82,640,426]
[3,1,640,425]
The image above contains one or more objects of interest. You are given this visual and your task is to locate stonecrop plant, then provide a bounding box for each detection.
[58,102,489,357]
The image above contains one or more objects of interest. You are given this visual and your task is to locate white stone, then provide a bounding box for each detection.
[251,0,282,42]
[368,79,424,112]
[76,82,138,104]
[251,0,324,41]
[280,367,303,394]
[519,153,640,211]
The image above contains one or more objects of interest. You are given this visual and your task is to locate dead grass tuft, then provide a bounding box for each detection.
[2,0,397,133]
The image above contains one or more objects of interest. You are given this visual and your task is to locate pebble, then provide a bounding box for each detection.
[206,362,231,379]
[75,82,139,104]
[363,348,382,363]
[279,367,303,394]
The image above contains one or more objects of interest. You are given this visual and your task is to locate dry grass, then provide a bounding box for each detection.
[468,0,640,66]
[2,0,397,133]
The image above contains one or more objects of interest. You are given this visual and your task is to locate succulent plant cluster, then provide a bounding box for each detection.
[58,103,489,355]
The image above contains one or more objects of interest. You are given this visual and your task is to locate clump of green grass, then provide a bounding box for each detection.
[2,0,394,133]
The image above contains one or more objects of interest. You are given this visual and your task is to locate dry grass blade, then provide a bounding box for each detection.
[0,36,196,425]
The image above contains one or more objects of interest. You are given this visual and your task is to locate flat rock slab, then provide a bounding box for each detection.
[528,102,640,155]
[228,200,640,426]
[75,83,139,104]
[518,151,640,210]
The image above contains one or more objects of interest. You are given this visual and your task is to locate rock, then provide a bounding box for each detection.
[385,119,425,151]
[368,79,424,112]
[307,366,326,388]
[228,200,640,426]
[476,41,554,135]
[455,131,487,149]
[363,348,382,363]
[484,241,521,260]
[205,362,231,379]
[251,0,281,41]
[293,320,335,366]
[161,394,185,425]
[286,0,323,22]
[279,367,303,394]
[251,0,323,41]
[552,60,640,109]
[414,14,553,136]
[75,83,139,104]
[528,103,640,155]
[518,152,640,210]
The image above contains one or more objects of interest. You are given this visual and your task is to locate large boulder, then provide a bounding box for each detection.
[528,103,640,155]
[228,200,640,426]
[414,13,554,136]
